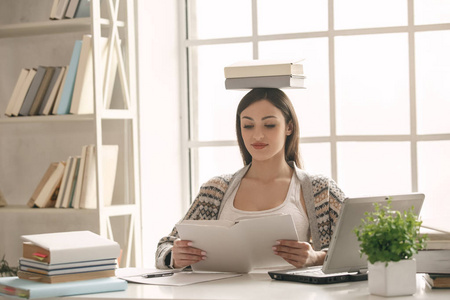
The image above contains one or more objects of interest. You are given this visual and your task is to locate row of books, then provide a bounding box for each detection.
[28,144,119,209]
[223,59,306,90]
[50,0,90,20]
[4,34,117,117]
[0,231,126,298]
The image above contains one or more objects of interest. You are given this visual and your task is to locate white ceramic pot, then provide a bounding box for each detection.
[368,259,416,297]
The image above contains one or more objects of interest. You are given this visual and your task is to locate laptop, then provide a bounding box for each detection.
[268,193,425,284]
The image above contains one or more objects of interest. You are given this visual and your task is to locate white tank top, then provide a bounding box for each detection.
[219,172,310,242]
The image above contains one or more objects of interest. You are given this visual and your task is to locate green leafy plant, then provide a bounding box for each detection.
[0,255,18,277]
[354,199,427,265]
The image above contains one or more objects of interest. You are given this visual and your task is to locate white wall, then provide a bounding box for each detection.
[136,0,184,267]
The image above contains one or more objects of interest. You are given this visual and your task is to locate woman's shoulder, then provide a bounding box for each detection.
[200,174,233,191]
[294,167,345,201]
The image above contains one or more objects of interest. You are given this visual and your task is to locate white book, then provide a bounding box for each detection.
[21,231,121,264]
[10,68,37,116]
[224,59,304,79]
[65,0,80,18]
[61,156,80,208]
[5,68,29,116]
[19,257,116,271]
[33,162,65,208]
[53,0,70,20]
[79,145,119,209]
[70,35,118,114]
[176,214,298,273]
[55,156,74,208]
[71,145,89,209]
[49,0,60,19]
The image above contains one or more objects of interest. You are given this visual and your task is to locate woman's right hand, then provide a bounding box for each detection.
[172,239,207,269]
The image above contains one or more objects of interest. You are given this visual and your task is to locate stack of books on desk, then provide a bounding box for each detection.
[224,59,306,90]
[0,231,126,299]
[17,231,121,284]
[418,221,450,288]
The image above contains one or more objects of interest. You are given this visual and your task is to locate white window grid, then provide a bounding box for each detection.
[178,0,450,210]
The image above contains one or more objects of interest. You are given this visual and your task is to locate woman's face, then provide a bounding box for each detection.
[240,99,292,163]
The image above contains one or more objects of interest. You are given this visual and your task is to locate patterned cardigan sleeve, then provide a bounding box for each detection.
[311,174,346,250]
[154,175,232,269]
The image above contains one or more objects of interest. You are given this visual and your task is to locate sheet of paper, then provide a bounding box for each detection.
[115,268,241,286]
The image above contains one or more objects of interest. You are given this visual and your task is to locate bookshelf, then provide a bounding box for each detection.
[0,0,141,268]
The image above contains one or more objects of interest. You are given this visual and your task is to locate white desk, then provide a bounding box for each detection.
[65,273,448,300]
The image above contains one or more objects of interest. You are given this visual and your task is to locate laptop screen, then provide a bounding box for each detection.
[322,193,425,274]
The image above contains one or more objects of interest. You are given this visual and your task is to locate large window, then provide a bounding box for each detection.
[181,0,450,220]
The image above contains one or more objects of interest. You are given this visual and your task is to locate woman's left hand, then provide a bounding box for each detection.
[272,240,326,268]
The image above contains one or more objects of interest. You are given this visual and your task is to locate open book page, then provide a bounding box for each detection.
[176,214,298,273]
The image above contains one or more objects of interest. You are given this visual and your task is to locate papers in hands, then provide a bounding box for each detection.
[176,214,299,273]
[115,268,241,286]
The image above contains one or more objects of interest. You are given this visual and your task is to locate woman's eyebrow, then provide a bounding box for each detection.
[242,115,277,121]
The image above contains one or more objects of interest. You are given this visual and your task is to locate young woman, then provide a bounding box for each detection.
[155,88,346,270]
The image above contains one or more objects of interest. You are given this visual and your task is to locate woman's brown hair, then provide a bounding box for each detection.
[235,88,302,168]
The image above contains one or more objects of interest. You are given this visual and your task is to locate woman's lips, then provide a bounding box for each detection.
[251,143,268,149]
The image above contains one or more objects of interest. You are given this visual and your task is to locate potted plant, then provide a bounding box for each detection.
[354,199,427,297]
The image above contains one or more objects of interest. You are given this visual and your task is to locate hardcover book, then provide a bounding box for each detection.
[21,231,121,264]
[225,75,306,90]
[56,40,83,115]
[0,276,127,299]
[224,59,304,79]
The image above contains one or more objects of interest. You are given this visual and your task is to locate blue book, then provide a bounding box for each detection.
[0,276,127,299]
[56,40,82,115]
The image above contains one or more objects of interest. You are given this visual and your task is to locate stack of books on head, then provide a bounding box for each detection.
[27,144,119,209]
[0,231,126,299]
[224,59,306,90]
[416,221,450,288]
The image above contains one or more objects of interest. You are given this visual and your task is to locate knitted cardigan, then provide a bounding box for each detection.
[155,162,346,269]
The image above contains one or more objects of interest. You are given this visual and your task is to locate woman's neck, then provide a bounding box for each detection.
[246,157,292,183]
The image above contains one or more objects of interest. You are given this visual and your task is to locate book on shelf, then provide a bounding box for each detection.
[18,66,48,116]
[27,162,59,208]
[10,68,37,116]
[52,65,70,115]
[56,39,83,115]
[65,0,81,18]
[55,156,76,208]
[423,273,450,289]
[38,66,64,115]
[21,231,121,264]
[71,145,88,208]
[225,74,306,90]
[4,68,29,117]
[60,156,80,208]
[0,276,127,299]
[28,66,56,116]
[32,161,65,208]
[420,221,450,250]
[70,34,118,114]
[224,59,304,79]
[51,0,71,20]
[176,214,298,273]
[79,145,119,209]
[73,0,91,18]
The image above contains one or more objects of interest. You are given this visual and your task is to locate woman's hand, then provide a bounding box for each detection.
[172,239,207,269]
[272,240,326,268]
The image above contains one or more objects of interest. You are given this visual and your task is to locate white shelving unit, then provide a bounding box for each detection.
[0,0,141,267]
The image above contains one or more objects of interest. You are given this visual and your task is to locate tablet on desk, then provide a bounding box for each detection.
[268,193,425,284]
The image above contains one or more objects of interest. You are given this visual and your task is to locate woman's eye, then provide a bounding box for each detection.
[265,124,276,128]
[243,124,254,129]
